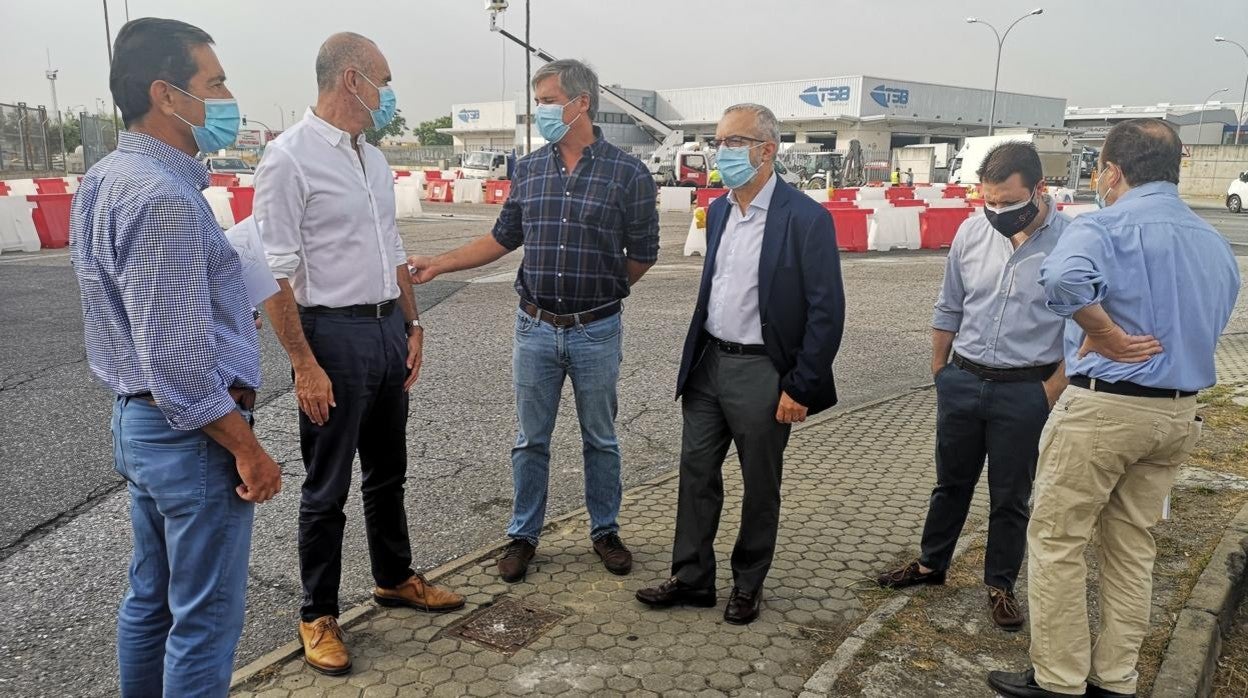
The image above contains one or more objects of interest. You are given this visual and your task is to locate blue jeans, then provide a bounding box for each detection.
[112,396,255,698]
[507,307,624,545]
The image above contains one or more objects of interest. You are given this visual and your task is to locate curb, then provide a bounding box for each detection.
[230,383,934,690]
[1153,499,1248,698]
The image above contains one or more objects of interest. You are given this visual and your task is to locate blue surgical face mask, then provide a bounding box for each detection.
[356,72,397,130]
[169,83,240,154]
[717,144,763,189]
[535,97,583,144]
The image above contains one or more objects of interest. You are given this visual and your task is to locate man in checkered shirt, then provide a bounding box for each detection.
[407,59,660,584]
[69,18,280,697]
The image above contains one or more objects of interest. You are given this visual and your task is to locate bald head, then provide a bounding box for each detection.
[1102,118,1182,186]
[315,32,380,92]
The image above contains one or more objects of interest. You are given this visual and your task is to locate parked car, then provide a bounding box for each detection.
[1229,171,1248,214]
[202,156,254,175]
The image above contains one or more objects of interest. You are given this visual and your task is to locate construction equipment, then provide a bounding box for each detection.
[780,151,843,190]
[486,2,688,185]
[840,140,867,187]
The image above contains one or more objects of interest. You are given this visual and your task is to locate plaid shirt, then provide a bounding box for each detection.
[70,131,260,430]
[492,126,659,313]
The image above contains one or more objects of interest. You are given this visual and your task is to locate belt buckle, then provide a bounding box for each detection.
[374,303,384,319]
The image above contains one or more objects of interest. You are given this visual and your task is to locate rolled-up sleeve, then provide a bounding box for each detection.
[623,168,659,264]
[931,233,965,332]
[491,163,525,251]
[253,145,306,279]
[1039,219,1108,317]
[118,197,236,430]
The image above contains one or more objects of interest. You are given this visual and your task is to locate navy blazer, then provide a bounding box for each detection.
[675,177,845,415]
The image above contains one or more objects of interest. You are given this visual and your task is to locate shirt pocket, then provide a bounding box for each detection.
[578,182,624,230]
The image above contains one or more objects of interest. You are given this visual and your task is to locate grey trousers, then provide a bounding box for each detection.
[671,346,792,593]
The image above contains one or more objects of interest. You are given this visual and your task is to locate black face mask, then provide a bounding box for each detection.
[984,194,1040,238]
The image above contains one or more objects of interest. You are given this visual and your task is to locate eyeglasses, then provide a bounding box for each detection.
[709,136,764,149]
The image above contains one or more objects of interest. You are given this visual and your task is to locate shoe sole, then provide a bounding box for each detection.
[993,620,1025,633]
[498,566,529,583]
[723,612,760,625]
[373,594,467,613]
[298,635,352,676]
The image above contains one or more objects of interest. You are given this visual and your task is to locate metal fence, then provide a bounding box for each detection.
[0,102,52,173]
[379,146,457,167]
[80,113,118,171]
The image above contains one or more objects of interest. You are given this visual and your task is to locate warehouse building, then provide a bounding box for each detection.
[1064,103,1242,148]
[440,74,1067,156]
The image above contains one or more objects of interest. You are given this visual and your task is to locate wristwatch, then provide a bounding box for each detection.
[406,319,423,333]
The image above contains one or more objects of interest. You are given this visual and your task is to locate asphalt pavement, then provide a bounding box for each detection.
[1,201,1246,697]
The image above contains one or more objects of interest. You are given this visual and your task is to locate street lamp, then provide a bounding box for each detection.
[46,67,68,174]
[1214,36,1248,144]
[1196,88,1229,145]
[967,8,1044,136]
[275,104,285,130]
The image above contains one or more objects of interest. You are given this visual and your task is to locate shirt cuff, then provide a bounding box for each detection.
[1045,285,1105,318]
[160,388,239,431]
[491,226,522,251]
[931,310,961,333]
[267,251,300,278]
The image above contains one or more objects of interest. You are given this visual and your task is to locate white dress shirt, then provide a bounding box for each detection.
[254,108,405,307]
[704,173,777,345]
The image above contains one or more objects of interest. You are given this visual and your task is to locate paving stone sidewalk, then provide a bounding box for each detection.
[232,384,989,698]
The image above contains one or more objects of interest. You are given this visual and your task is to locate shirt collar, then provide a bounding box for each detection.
[1116,180,1179,205]
[727,172,778,212]
[553,125,608,161]
[304,107,367,148]
[117,131,209,191]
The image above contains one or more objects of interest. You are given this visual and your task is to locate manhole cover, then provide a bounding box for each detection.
[445,597,567,654]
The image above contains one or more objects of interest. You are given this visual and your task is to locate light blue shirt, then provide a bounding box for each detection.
[1040,181,1240,391]
[932,197,1069,368]
[705,173,777,345]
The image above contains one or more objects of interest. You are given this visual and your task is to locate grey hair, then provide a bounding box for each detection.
[315,32,377,92]
[532,59,599,119]
[723,103,781,144]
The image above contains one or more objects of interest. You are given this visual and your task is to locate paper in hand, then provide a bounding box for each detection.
[224,216,280,306]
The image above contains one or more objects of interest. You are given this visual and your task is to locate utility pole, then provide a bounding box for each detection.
[46,63,67,175]
[524,0,532,155]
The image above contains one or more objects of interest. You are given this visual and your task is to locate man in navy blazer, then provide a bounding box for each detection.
[636,103,845,625]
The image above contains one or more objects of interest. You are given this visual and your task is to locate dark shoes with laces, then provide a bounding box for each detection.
[876,560,947,589]
[592,533,633,575]
[499,533,633,583]
[988,586,1025,631]
[723,586,762,625]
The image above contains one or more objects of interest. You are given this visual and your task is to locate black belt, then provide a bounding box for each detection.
[299,300,396,318]
[707,334,768,356]
[1070,375,1197,399]
[952,353,1058,383]
[520,300,621,328]
[129,387,256,411]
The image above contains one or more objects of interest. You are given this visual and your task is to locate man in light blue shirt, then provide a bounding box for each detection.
[990,120,1239,698]
[877,142,1070,634]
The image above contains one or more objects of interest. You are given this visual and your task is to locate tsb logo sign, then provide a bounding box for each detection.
[799,85,852,107]
[457,109,481,123]
[870,85,910,108]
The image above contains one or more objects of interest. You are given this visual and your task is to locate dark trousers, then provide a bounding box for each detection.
[919,362,1050,590]
[672,347,792,593]
[298,310,415,621]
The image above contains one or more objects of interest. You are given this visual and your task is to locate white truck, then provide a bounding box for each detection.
[459,150,510,180]
[949,131,1076,186]
[1228,171,1248,213]
[893,143,957,184]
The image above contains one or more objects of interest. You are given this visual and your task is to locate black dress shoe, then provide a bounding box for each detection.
[635,577,716,608]
[986,669,1074,697]
[724,586,762,625]
[1086,683,1134,698]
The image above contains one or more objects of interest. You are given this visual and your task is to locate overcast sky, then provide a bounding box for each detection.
[2,0,1246,127]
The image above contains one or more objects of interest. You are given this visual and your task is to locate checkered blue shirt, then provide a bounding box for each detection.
[492,127,659,314]
[70,131,261,430]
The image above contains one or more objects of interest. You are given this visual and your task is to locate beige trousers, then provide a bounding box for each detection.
[1027,385,1202,695]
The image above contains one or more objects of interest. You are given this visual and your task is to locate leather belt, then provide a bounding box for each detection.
[520,301,621,328]
[1070,375,1196,399]
[952,353,1058,383]
[707,334,768,356]
[130,387,257,411]
[299,300,396,318]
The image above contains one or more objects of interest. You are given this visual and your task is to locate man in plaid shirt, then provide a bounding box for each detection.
[408,59,659,583]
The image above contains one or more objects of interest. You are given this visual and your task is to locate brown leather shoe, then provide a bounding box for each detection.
[592,533,633,575]
[374,573,466,613]
[635,577,717,608]
[299,616,350,676]
[497,539,536,583]
[876,560,947,589]
[724,586,762,625]
[989,586,1025,631]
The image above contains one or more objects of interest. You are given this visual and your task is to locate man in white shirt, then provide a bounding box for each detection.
[254,32,463,677]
